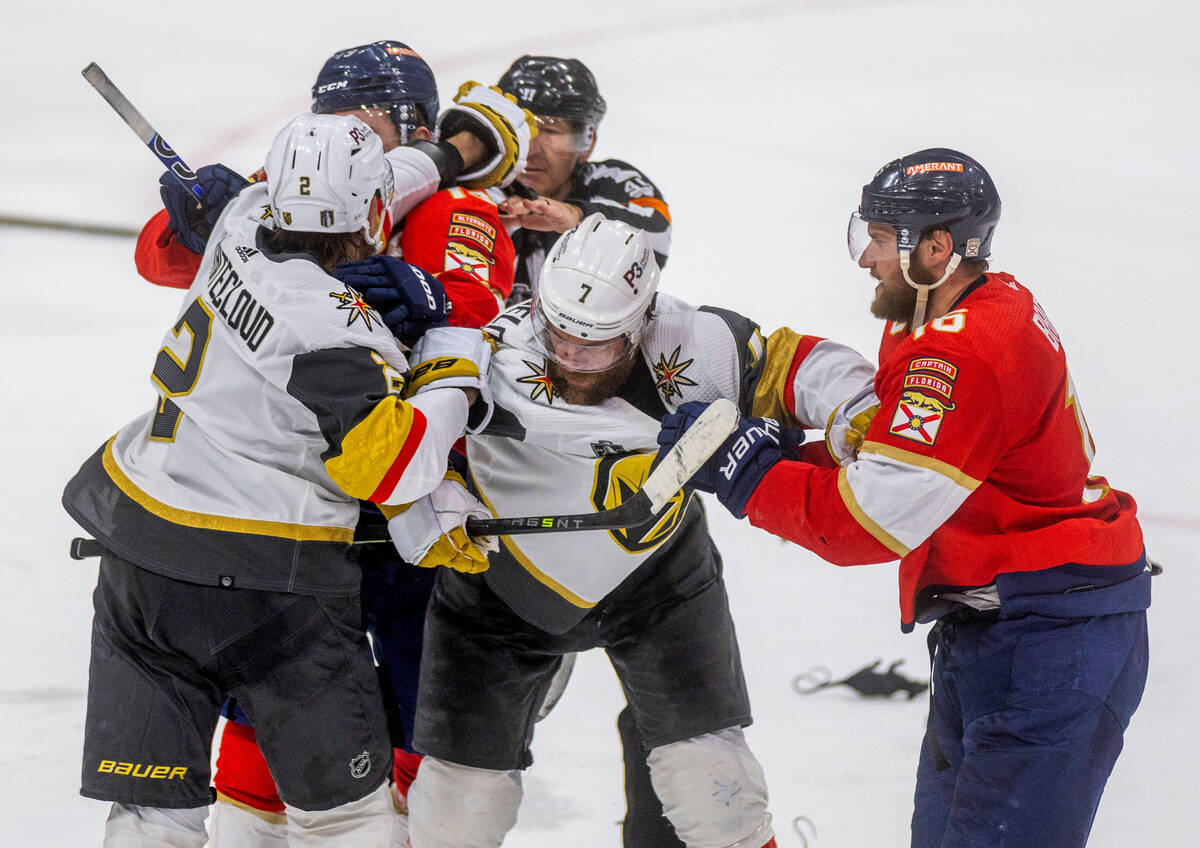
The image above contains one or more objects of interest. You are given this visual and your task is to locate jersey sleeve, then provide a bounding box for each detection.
[398,188,515,329]
[745,343,1007,563]
[570,159,672,267]
[385,145,442,225]
[134,209,203,289]
[750,327,877,429]
[286,345,467,506]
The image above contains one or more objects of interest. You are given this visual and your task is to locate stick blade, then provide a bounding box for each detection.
[643,398,739,512]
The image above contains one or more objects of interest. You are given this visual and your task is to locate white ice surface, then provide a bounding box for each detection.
[1,1,1196,845]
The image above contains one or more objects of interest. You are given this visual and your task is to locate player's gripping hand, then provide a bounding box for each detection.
[159,163,249,254]
[333,256,449,345]
[438,82,537,189]
[498,195,585,233]
[825,386,880,466]
[387,472,498,573]
[658,401,805,518]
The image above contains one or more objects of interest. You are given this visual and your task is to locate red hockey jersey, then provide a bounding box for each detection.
[133,187,514,329]
[745,273,1144,625]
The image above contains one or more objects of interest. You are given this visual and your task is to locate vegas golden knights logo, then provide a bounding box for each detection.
[590,453,689,553]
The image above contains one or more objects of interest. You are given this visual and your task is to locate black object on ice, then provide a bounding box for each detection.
[793,659,928,699]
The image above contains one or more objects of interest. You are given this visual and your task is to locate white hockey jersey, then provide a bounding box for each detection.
[466,294,874,632]
[64,184,469,596]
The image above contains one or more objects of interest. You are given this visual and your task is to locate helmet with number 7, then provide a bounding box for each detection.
[533,213,660,372]
[852,147,1001,261]
[264,113,395,248]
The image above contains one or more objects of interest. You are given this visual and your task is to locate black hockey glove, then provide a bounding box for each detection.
[159,163,249,254]
[333,256,449,346]
[658,401,805,518]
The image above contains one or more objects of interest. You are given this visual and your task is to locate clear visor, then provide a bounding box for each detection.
[847,211,900,262]
[533,115,595,154]
[531,304,636,373]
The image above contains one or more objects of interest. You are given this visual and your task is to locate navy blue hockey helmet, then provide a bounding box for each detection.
[311,41,439,141]
[855,148,1001,260]
[497,56,607,126]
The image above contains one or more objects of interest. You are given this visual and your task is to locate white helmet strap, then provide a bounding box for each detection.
[899,250,961,330]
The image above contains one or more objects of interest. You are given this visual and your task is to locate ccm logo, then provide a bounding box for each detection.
[317,81,349,93]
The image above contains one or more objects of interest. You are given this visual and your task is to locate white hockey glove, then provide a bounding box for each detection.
[438,82,536,189]
[825,386,881,466]
[406,326,494,433]
[388,473,498,573]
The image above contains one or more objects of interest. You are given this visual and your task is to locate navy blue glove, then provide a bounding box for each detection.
[159,163,250,254]
[332,256,450,345]
[658,400,805,518]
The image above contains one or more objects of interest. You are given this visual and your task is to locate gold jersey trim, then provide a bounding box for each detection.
[102,436,354,543]
[469,466,595,609]
[857,441,983,490]
[215,792,288,826]
[836,467,911,557]
[751,327,805,422]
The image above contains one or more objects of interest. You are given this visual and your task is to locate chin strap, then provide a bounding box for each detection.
[900,251,961,330]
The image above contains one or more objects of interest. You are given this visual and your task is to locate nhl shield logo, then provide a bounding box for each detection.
[349,751,371,779]
[888,390,949,445]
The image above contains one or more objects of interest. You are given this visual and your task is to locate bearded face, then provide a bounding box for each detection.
[546,354,637,406]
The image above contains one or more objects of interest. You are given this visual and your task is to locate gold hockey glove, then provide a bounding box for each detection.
[438,82,537,189]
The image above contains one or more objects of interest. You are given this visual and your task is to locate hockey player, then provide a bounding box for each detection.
[658,149,1150,847]
[61,113,495,848]
[494,55,681,845]
[495,55,672,300]
[136,41,525,329]
[387,214,876,848]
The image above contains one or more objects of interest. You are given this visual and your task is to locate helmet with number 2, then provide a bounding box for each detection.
[264,113,395,249]
[533,213,660,373]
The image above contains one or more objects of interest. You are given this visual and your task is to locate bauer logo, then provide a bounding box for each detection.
[350,751,371,779]
[97,760,188,780]
[905,162,964,176]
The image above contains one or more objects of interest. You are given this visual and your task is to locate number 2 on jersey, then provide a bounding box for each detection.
[149,298,214,441]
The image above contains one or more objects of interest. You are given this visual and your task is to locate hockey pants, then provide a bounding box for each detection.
[911,607,1148,847]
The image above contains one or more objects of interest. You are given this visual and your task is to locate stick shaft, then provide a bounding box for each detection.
[81,62,204,200]
[464,398,739,537]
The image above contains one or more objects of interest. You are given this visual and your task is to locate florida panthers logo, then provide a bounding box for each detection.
[889,390,950,445]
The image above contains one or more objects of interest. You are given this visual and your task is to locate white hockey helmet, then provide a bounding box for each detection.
[532,213,660,372]
[264,113,395,248]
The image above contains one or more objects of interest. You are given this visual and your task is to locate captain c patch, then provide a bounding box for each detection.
[889,357,959,445]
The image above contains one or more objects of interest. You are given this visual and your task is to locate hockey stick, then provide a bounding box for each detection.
[67,399,740,558]
[0,213,139,239]
[81,62,204,200]
[462,397,739,536]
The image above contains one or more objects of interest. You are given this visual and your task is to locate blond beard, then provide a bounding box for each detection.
[547,355,637,406]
